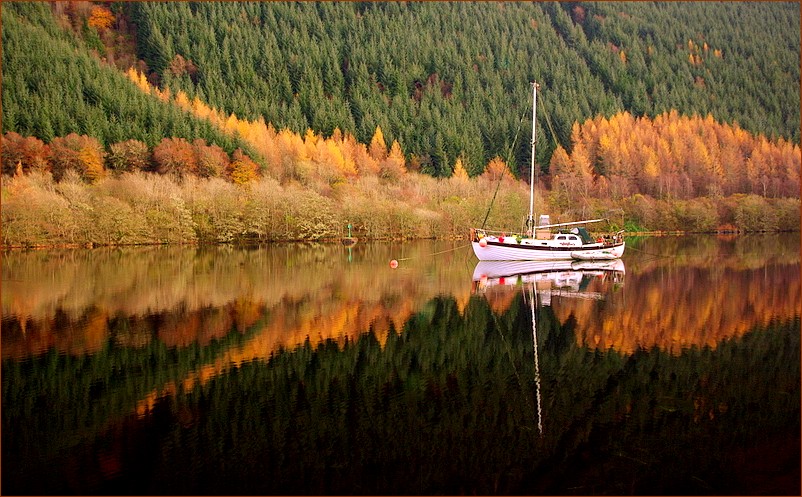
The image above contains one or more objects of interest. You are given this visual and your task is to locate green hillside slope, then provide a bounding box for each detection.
[1,2,254,155]
[123,1,800,175]
[2,1,799,179]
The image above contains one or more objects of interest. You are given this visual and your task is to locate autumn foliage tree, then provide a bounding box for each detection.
[168,54,198,82]
[106,139,151,173]
[152,137,197,178]
[550,123,595,203]
[368,127,388,162]
[1,132,50,175]
[227,149,260,185]
[378,140,407,182]
[481,156,514,182]
[48,133,105,182]
[451,157,469,180]
[194,139,230,178]
[86,5,115,31]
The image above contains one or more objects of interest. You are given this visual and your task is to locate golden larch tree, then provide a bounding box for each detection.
[482,156,513,182]
[369,126,388,162]
[228,149,260,185]
[451,157,469,180]
[379,140,406,181]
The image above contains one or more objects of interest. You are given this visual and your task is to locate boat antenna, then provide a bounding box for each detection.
[526,81,540,235]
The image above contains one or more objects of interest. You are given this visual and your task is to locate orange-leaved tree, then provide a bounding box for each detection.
[368,126,388,162]
[1,132,50,175]
[49,133,105,182]
[481,156,514,182]
[87,5,115,31]
[193,139,229,178]
[152,137,197,178]
[228,149,260,185]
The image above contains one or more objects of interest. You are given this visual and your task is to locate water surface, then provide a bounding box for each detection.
[2,235,800,494]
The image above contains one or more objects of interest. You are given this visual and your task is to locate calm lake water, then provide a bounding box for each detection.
[2,234,800,495]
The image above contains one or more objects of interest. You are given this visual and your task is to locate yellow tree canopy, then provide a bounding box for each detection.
[481,156,513,182]
[452,157,469,179]
[87,5,115,31]
[369,126,388,162]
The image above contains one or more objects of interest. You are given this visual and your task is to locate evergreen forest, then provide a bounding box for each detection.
[2,1,800,246]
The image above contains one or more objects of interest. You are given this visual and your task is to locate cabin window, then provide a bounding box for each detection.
[556,235,566,240]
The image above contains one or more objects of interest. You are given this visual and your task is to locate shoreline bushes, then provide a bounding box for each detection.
[2,170,798,248]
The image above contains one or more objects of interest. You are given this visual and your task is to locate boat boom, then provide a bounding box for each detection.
[535,218,608,229]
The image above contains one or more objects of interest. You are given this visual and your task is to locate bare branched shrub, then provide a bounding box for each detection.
[2,174,74,245]
[189,177,245,243]
[108,172,196,243]
[243,177,286,241]
[281,186,340,240]
[90,196,151,245]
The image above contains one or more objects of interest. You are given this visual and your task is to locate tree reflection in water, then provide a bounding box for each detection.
[2,235,800,494]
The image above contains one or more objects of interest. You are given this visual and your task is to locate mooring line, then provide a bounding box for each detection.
[395,242,473,262]
[624,245,676,258]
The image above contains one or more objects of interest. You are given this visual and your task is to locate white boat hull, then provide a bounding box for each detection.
[472,239,625,261]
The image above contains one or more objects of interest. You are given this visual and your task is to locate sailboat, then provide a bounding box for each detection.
[471,82,625,262]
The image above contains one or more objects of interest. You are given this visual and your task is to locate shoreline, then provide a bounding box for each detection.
[2,229,798,251]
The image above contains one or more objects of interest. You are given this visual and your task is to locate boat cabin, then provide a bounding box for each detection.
[570,227,595,244]
[554,234,583,246]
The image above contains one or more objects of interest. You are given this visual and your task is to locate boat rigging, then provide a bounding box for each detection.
[470,82,626,262]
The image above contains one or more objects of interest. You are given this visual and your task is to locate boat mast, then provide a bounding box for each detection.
[527,81,539,234]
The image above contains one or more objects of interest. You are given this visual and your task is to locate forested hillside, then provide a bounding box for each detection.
[1,2,256,154]
[123,1,800,175]
[3,1,800,176]
[1,1,800,246]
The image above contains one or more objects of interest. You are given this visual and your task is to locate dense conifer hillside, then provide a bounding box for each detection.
[125,1,800,175]
[3,1,800,177]
[1,2,255,154]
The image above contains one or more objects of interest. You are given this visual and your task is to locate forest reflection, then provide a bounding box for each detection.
[2,235,799,364]
[2,235,800,495]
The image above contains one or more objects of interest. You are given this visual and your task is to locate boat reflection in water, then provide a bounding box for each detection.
[472,258,626,437]
[471,258,625,305]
